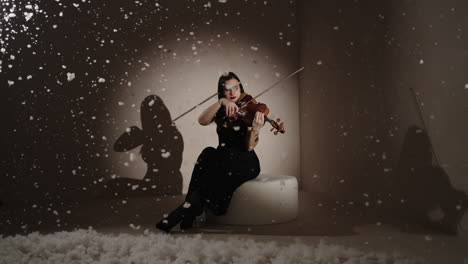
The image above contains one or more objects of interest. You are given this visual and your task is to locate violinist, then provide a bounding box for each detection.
[156,72,265,233]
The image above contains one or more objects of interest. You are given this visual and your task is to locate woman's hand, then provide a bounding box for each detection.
[246,111,264,151]
[219,98,239,117]
[252,111,265,131]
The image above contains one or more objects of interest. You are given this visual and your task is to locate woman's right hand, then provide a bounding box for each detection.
[219,98,239,117]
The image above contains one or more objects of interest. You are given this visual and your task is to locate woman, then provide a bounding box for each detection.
[155,72,265,232]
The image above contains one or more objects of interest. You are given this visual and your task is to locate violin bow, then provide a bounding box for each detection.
[172,66,305,122]
[238,66,305,107]
[172,92,218,122]
[237,66,305,134]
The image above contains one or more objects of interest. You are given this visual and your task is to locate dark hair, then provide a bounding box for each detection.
[214,72,245,124]
[217,72,245,100]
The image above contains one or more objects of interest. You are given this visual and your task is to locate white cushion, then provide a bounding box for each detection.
[205,173,298,225]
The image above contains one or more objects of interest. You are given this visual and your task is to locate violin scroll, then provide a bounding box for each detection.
[268,118,285,135]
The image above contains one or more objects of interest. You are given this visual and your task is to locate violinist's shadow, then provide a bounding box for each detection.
[99,95,183,198]
[393,125,468,235]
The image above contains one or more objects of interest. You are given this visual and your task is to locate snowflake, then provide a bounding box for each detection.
[67,72,75,81]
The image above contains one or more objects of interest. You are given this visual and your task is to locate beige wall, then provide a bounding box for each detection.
[387,0,468,193]
[298,0,468,200]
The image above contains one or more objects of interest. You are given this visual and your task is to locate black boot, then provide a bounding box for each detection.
[180,216,196,230]
[156,205,186,233]
[155,191,203,233]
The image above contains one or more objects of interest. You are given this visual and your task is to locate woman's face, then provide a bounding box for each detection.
[224,78,241,102]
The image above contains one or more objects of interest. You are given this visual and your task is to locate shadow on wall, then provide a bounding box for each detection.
[99,95,183,197]
[394,125,468,235]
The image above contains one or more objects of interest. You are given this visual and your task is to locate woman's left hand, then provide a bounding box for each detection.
[252,111,265,131]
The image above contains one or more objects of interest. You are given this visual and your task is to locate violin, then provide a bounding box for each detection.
[223,93,285,135]
[172,67,304,134]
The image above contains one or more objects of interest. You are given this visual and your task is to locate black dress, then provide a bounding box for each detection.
[185,113,261,216]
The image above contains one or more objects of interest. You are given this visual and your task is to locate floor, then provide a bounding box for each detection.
[1,191,467,263]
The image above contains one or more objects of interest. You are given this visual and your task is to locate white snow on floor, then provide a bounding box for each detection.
[0,229,421,264]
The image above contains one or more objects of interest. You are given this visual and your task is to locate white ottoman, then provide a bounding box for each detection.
[205,173,298,225]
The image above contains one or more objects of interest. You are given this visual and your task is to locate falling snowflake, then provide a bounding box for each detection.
[67,72,75,81]
[24,12,33,21]
[161,150,171,158]
[5,13,16,22]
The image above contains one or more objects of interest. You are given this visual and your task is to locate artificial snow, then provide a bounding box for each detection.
[24,12,33,21]
[67,72,75,82]
[161,151,171,158]
[0,229,421,264]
